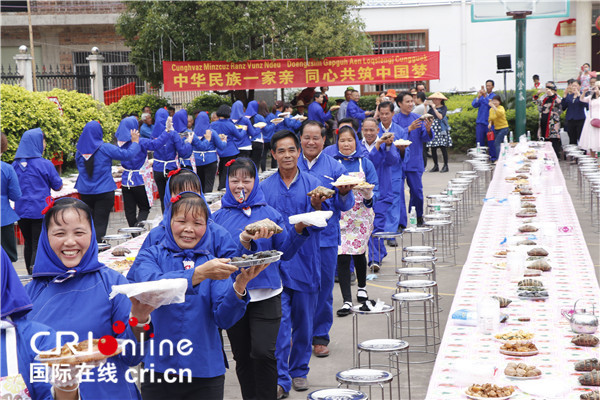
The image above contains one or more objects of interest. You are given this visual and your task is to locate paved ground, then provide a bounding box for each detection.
[13,158,600,400]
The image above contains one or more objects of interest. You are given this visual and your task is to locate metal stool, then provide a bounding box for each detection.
[307,388,368,400]
[98,243,111,252]
[118,226,146,238]
[400,226,431,247]
[399,255,437,281]
[351,304,394,367]
[392,287,439,363]
[358,339,411,400]
[336,369,393,400]
[371,232,402,281]
[424,219,455,265]
[102,233,131,246]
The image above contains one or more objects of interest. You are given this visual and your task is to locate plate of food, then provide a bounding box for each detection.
[109,278,188,308]
[493,250,508,258]
[36,338,123,365]
[394,139,412,146]
[493,261,506,270]
[495,330,534,342]
[278,112,291,117]
[504,362,542,380]
[229,250,283,268]
[329,105,341,111]
[354,182,375,190]
[307,186,335,199]
[110,259,134,273]
[271,118,284,124]
[253,122,267,128]
[419,113,434,120]
[292,115,307,121]
[464,383,516,399]
[331,175,364,187]
[499,340,539,356]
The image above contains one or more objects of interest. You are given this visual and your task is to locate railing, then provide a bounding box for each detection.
[35,64,92,94]
[0,65,24,86]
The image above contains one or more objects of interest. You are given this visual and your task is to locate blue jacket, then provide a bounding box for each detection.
[563,93,588,121]
[116,117,176,187]
[75,142,141,195]
[363,140,401,203]
[346,100,367,131]
[390,114,430,173]
[260,170,324,292]
[282,117,302,134]
[127,244,248,378]
[262,113,278,143]
[308,102,332,125]
[192,113,226,166]
[211,119,245,158]
[151,110,192,174]
[26,267,145,400]
[245,101,264,143]
[1,161,21,226]
[13,157,62,219]
[472,92,495,124]
[298,152,354,248]
[212,205,308,291]
[140,123,153,139]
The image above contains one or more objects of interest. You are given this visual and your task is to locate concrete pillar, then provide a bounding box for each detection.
[13,45,33,91]
[575,0,592,68]
[87,48,105,104]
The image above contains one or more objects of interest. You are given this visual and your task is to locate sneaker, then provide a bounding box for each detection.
[292,377,309,391]
[369,262,380,273]
[357,288,369,303]
[387,239,398,247]
[336,302,353,317]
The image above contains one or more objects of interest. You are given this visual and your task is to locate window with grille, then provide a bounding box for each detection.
[364,30,428,94]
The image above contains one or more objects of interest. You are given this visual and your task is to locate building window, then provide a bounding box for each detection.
[363,30,428,94]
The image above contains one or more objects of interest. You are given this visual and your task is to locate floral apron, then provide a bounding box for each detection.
[0,319,32,399]
[338,159,375,255]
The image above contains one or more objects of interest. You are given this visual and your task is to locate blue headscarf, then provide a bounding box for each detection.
[152,108,169,138]
[1,248,32,319]
[76,121,104,156]
[333,126,368,161]
[231,101,244,122]
[162,191,212,259]
[220,159,267,210]
[245,101,258,118]
[32,199,104,280]
[193,112,210,138]
[173,109,188,133]
[115,116,138,142]
[15,128,44,160]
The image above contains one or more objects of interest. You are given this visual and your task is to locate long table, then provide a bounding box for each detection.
[426,142,600,400]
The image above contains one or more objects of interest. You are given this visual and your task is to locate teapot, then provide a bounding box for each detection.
[561,299,598,334]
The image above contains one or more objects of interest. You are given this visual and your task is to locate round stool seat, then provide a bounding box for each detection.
[396,279,436,289]
[457,170,477,175]
[423,213,450,220]
[102,233,131,242]
[307,388,368,400]
[336,369,393,386]
[424,220,452,227]
[98,243,111,252]
[372,231,402,239]
[426,194,448,200]
[402,255,436,263]
[118,227,145,235]
[396,267,434,276]
[358,338,409,352]
[403,226,432,233]
[404,245,436,253]
[392,292,434,302]
[351,304,394,315]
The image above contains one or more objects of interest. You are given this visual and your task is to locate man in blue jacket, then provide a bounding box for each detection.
[308,92,333,126]
[297,121,355,360]
[346,90,374,132]
[472,80,496,160]
[262,130,328,398]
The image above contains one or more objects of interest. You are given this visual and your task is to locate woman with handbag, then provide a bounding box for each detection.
[488,95,509,160]
[533,81,562,157]
[425,92,452,172]
[579,82,600,155]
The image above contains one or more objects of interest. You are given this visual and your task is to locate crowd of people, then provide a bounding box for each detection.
[1,83,443,400]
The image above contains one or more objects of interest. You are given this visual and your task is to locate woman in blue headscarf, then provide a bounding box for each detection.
[212,157,309,400]
[332,126,379,317]
[117,116,177,227]
[212,104,246,191]
[75,121,141,241]
[1,132,22,262]
[127,191,268,400]
[245,100,266,169]
[231,100,256,159]
[13,128,63,273]
[1,248,79,400]
[25,197,155,400]
[186,111,226,193]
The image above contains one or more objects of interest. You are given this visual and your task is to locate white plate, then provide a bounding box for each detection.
[271,118,284,124]
[504,374,541,380]
[499,349,539,356]
[493,254,507,258]
[253,122,267,128]
[465,390,515,400]
[278,112,290,117]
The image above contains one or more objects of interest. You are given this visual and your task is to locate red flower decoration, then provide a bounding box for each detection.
[225,159,236,167]
[167,168,181,178]
[170,194,181,203]
[41,196,55,215]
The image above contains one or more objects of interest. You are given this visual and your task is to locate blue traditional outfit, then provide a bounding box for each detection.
[245,101,266,169]
[13,128,62,272]
[231,101,256,158]
[191,112,226,193]
[1,248,57,400]
[212,113,246,191]
[116,116,173,227]
[260,169,324,394]
[472,91,496,160]
[26,204,148,400]
[127,192,249,399]
[297,152,354,348]
[75,121,141,240]
[308,101,332,126]
[1,156,22,262]
[332,130,379,306]
[392,112,432,222]
[212,161,308,400]
[346,99,368,132]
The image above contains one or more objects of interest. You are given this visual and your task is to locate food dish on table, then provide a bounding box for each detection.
[465,383,515,399]
[495,330,534,341]
[504,362,542,379]
[500,340,539,356]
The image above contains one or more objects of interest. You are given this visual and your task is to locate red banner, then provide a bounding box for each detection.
[163,52,439,92]
[104,82,136,105]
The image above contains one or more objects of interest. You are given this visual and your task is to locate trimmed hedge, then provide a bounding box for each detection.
[107,93,170,119]
[184,93,232,115]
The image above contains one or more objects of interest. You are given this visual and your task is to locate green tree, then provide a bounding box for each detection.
[117,1,372,102]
